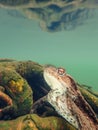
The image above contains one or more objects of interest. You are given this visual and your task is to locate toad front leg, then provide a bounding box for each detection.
[31,95,47,114]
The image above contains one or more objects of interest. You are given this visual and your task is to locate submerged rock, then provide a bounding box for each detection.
[0,59,44,119]
[78,84,98,116]
[0,114,76,130]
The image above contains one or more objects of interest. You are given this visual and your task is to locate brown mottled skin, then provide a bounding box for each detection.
[42,66,98,130]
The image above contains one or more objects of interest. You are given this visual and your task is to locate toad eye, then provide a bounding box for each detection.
[57,67,66,76]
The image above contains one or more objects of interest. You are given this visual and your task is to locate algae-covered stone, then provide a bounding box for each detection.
[0,60,41,119]
[0,59,49,119]
[0,68,33,119]
[0,114,76,130]
[78,84,98,115]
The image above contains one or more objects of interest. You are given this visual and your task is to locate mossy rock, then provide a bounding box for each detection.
[0,114,76,130]
[0,60,43,119]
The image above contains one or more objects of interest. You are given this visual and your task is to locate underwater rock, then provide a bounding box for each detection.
[0,114,76,130]
[0,0,98,32]
[0,67,33,119]
[78,84,98,116]
[0,59,46,119]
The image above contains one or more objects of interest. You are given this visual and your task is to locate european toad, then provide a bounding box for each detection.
[42,65,98,130]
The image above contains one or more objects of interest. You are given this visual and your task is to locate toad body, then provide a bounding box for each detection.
[43,65,98,130]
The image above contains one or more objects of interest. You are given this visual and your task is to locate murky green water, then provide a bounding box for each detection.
[0,4,98,91]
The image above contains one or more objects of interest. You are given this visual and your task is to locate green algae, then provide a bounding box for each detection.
[78,84,98,115]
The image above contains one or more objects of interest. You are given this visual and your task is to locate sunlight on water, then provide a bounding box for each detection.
[0,3,98,90]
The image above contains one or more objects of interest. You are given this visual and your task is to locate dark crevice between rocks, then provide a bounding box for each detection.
[0,98,7,109]
[23,71,50,102]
